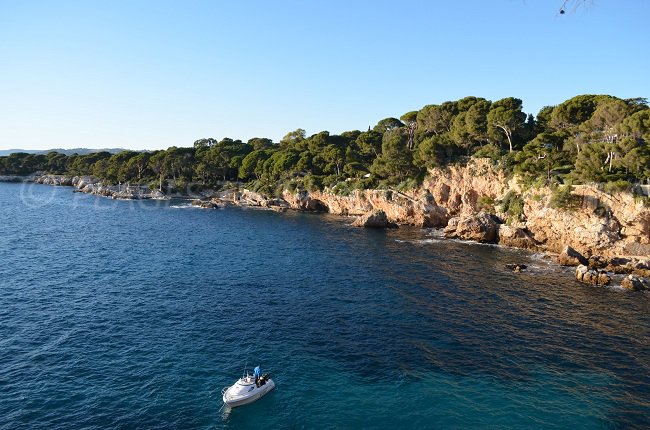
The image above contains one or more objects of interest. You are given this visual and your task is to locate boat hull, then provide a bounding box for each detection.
[222,379,275,407]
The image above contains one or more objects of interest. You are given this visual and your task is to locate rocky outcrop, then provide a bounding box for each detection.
[587,256,650,277]
[195,189,291,211]
[289,190,328,212]
[620,275,650,291]
[631,259,650,277]
[557,245,589,266]
[31,175,169,200]
[352,210,398,229]
[191,199,218,209]
[423,159,509,215]
[286,188,448,227]
[444,212,498,243]
[524,186,649,257]
[498,225,539,250]
[575,265,611,286]
[34,175,73,186]
[410,160,648,260]
[236,189,267,206]
[604,258,650,277]
[418,159,647,270]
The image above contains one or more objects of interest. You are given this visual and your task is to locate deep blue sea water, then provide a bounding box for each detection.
[0,182,649,429]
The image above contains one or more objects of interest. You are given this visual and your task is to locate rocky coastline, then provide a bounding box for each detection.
[3,160,649,291]
[207,159,649,289]
[5,174,168,200]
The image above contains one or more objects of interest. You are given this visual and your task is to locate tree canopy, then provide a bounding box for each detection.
[2,94,648,195]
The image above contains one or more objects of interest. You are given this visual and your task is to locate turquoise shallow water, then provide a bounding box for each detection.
[0,182,649,429]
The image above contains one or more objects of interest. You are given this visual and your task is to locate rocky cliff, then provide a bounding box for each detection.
[274,159,649,272]
[7,163,649,277]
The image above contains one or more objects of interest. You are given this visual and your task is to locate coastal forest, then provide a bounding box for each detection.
[2,94,649,196]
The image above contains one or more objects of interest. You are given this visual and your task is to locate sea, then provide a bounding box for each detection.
[0,182,649,429]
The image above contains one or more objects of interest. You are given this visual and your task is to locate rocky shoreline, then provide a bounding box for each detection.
[5,174,169,200]
[197,159,649,290]
[3,161,649,291]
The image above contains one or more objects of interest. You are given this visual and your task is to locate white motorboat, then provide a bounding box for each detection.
[222,372,275,407]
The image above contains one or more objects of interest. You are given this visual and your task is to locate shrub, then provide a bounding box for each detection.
[395,177,419,192]
[549,184,578,210]
[321,175,341,188]
[472,143,503,162]
[499,151,518,179]
[303,174,324,192]
[593,201,611,218]
[477,195,495,213]
[280,179,299,193]
[170,179,189,194]
[635,195,650,208]
[330,181,353,196]
[249,179,274,197]
[220,181,240,191]
[602,180,632,195]
[500,191,524,221]
[352,177,376,191]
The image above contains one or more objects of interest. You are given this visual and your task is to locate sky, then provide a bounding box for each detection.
[0,0,648,151]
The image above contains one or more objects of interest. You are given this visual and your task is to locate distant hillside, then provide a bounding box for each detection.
[0,148,127,156]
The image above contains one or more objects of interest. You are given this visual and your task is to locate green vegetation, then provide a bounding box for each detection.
[500,191,525,221]
[549,184,579,210]
[2,94,648,198]
[476,195,495,213]
[635,195,650,208]
[602,179,632,195]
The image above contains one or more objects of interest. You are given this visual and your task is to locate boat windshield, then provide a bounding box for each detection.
[239,376,254,385]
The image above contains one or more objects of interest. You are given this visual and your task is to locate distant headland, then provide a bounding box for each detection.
[0,148,127,157]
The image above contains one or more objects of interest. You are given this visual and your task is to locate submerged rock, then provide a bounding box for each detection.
[505,263,527,273]
[352,210,398,229]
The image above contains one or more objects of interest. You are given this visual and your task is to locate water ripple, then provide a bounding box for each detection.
[0,183,648,429]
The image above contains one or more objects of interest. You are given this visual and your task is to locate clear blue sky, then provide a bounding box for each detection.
[0,0,648,151]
